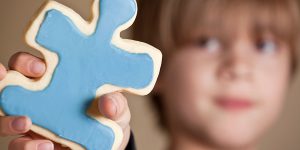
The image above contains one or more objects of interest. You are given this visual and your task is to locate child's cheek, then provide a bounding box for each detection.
[255,61,290,123]
[169,49,219,100]
[249,50,291,133]
[162,49,220,123]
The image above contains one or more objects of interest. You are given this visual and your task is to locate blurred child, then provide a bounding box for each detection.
[134,0,299,149]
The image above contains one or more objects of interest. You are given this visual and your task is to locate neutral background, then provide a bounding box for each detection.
[0,0,299,149]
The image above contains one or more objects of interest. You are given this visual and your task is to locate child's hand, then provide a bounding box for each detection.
[0,52,131,150]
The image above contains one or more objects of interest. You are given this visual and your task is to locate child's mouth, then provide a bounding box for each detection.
[215,96,254,111]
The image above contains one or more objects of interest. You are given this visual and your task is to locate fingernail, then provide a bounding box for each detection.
[38,142,54,150]
[11,117,26,131]
[31,60,45,75]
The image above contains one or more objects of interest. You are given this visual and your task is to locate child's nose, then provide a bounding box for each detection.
[217,43,253,82]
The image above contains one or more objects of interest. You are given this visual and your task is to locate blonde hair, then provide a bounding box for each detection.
[133,0,300,128]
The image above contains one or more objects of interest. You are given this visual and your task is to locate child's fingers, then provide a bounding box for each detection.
[98,92,132,149]
[8,52,46,78]
[0,63,7,80]
[27,131,70,150]
[0,116,32,136]
[8,136,54,150]
[98,92,131,130]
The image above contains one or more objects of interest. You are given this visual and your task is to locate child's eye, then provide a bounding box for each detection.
[256,40,278,54]
[196,37,221,53]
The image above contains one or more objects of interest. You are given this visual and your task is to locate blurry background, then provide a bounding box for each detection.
[0,0,299,149]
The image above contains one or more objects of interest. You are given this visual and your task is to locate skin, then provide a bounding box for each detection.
[0,52,131,150]
[159,27,291,150]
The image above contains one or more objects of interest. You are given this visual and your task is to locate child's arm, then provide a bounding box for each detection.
[0,52,132,150]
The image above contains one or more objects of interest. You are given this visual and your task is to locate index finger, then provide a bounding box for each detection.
[0,116,32,136]
[8,52,46,78]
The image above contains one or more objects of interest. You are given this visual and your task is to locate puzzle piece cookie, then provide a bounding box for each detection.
[0,0,162,149]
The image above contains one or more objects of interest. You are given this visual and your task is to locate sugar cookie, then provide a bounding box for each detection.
[0,0,162,149]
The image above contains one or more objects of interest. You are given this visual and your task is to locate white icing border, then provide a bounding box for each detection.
[0,0,162,149]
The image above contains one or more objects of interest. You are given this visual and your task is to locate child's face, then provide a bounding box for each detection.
[160,24,292,148]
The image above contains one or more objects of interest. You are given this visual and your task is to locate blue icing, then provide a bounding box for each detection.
[0,0,154,149]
